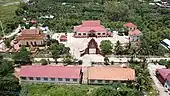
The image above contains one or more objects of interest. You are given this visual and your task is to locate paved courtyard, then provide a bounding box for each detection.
[52,32,129,66]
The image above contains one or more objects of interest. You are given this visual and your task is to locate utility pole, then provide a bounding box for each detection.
[0,21,5,37]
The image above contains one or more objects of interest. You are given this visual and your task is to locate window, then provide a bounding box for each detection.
[34,41,37,45]
[21,77,26,80]
[43,77,48,81]
[26,42,29,46]
[65,78,70,81]
[105,80,110,83]
[90,80,95,83]
[28,77,34,80]
[98,80,102,83]
[83,33,86,35]
[73,79,77,82]
[36,77,41,80]
[51,78,55,81]
[78,33,81,35]
[58,78,63,81]
[30,42,33,45]
[98,33,101,35]
[102,33,105,35]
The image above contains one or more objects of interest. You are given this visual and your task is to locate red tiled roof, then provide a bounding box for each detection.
[123,22,137,28]
[157,69,170,80]
[74,20,107,32]
[19,65,82,78]
[17,29,45,40]
[17,35,45,40]
[60,35,67,40]
[21,29,40,35]
[129,29,141,36]
[82,20,100,27]
[88,66,135,81]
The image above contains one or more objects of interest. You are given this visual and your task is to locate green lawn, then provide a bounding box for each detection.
[0,0,22,5]
[20,84,98,96]
[0,5,18,22]
[0,3,22,35]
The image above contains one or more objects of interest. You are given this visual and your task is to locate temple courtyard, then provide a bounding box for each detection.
[52,32,129,66]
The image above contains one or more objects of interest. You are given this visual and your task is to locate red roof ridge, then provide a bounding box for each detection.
[82,20,101,27]
[124,22,137,28]
[129,29,141,36]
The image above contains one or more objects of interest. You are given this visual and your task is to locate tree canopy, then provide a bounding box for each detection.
[49,43,70,60]
[100,40,113,55]
[0,54,20,96]
[13,46,31,65]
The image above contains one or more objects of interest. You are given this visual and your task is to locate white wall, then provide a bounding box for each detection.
[20,77,80,84]
[19,40,44,46]
[75,31,107,37]
[88,79,114,84]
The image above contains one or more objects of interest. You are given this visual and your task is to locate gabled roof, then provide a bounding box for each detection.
[60,35,67,41]
[73,20,107,32]
[129,29,141,36]
[19,65,82,78]
[21,29,40,35]
[87,66,135,81]
[123,22,137,28]
[82,20,101,27]
[157,69,170,81]
[18,29,45,40]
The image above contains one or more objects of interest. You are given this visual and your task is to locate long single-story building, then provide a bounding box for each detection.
[87,66,135,84]
[19,65,82,84]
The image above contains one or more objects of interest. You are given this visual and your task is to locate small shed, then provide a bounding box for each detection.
[60,35,67,42]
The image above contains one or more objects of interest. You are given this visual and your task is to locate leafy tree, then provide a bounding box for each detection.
[104,1,130,21]
[159,59,170,68]
[13,46,31,65]
[91,84,140,96]
[49,43,70,62]
[100,40,113,55]
[63,54,73,65]
[114,40,123,55]
[0,54,20,96]
[3,38,11,48]
[40,59,48,65]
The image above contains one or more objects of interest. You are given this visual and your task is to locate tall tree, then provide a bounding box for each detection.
[104,1,130,21]
[0,54,20,96]
[100,40,113,55]
[114,40,123,55]
[49,43,70,62]
[13,46,31,65]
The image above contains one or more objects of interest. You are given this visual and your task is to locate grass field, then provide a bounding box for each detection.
[0,0,22,5]
[0,5,19,35]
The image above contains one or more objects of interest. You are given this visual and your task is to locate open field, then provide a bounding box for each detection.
[0,0,22,5]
